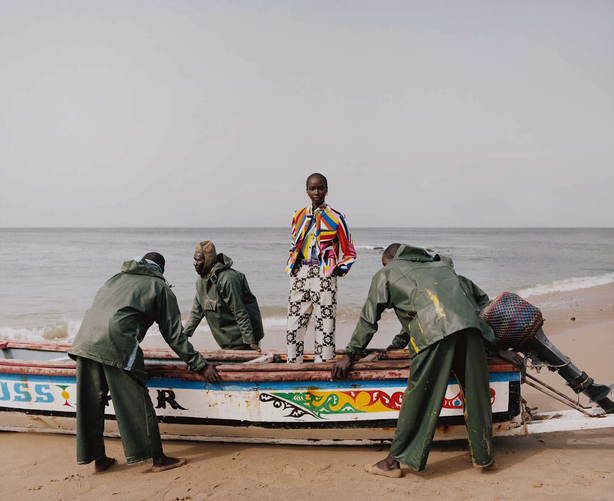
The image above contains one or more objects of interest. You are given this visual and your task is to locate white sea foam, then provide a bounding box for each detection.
[354,245,385,251]
[0,315,293,342]
[517,273,614,298]
[0,319,82,341]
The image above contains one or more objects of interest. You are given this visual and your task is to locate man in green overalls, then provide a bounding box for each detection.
[69,252,220,473]
[184,241,264,351]
[332,244,502,477]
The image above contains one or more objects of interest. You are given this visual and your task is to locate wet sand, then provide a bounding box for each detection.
[1,284,613,500]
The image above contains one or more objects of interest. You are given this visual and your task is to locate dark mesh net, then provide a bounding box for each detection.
[479,292,544,350]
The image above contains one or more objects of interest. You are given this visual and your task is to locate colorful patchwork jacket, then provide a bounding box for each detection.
[285,204,357,277]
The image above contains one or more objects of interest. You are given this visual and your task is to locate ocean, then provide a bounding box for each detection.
[1,228,613,346]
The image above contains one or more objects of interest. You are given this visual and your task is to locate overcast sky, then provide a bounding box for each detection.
[1,1,612,227]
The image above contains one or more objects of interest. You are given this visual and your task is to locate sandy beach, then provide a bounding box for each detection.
[1,283,613,501]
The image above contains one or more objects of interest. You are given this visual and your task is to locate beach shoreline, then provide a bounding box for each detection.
[1,283,613,500]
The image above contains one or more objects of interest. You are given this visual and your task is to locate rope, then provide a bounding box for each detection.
[525,357,571,372]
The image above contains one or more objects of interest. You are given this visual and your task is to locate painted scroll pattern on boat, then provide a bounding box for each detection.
[259,387,498,420]
[259,390,404,419]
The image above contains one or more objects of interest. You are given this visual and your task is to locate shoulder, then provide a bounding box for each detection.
[217,268,241,286]
[292,207,308,219]
[154,280,178,304]
[370,267,389,287]
[325,205,346,219]
[324,206,351,232]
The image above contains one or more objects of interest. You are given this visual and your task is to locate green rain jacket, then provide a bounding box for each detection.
[183,254,265,349]
[346,245,498,358]
[69,260,206,374]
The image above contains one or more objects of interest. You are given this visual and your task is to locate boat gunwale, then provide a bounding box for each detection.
[1,340,518,381]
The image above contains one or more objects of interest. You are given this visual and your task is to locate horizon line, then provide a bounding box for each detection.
[1,226,613,230]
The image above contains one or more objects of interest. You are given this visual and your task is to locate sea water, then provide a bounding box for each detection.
[1,228,613,345]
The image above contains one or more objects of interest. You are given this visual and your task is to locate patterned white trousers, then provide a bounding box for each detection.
[286,263,337,363]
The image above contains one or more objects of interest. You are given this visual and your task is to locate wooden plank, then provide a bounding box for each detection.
[0,359,76,369]
[1,340,517,374]
[146,367,410,382]
[0,366,77,377]
[242,354,275,364]
[3,340,72,352]
[219,360,411,372]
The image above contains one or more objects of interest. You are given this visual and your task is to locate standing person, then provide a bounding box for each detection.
[184,241,264,351]
[285,173,357,363]
[332,244,501,476]
[69,253,220,474]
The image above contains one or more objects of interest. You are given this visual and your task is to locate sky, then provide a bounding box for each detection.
[1,0,613,227]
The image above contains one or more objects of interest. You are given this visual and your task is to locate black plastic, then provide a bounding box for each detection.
[527,329,614,414]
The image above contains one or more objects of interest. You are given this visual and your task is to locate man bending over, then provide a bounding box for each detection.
[332,244,500,476]
[69,253,220,473]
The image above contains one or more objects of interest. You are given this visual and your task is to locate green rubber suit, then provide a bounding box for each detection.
[183,253,265,349]
[69,259,206,465]
[345,245,499,471]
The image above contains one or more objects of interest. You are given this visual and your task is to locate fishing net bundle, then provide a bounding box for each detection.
[479,292,544,350]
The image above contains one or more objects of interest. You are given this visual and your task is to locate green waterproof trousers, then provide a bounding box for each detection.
[389,328,494,471]
[75,357,163,465]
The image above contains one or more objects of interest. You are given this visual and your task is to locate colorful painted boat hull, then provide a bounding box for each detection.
[0,344,522,444]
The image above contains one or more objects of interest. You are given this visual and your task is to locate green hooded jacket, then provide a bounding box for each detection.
[346,245,498,357]
[69,260,206,374]
[183,254,265,349]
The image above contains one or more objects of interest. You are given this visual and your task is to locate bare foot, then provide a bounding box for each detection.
[364,455,403,478]
[151,453,187,473]
[480,460,499,473]
[94,455,116,473]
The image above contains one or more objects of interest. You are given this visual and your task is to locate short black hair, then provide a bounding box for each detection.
[143,252,165,273]
[306,173,328,190]
[382,243,402,262]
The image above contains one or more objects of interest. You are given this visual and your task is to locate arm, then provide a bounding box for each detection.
[346,271,391,356]
[183,296,204,338]
[156,286,207,373]
[287,210,298,261]
[332,274,390,381]
[218,272,256,345]
[333,213,357,277]
[459,276,500,349]
[389,328,410,349]
[286,209,304,271]
[461,276,491,310]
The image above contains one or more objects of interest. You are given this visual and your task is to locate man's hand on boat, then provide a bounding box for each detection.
[331,355,353,381]
[249,343,261,352]
[199,363,222,383]
[496,349,524,368]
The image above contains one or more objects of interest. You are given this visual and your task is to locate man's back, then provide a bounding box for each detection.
[347,245,491,357]
[69,259,175,372]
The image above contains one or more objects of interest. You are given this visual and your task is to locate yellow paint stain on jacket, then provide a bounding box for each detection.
[409,336,420,354]
[425,288,446,320]
[415,318,424,334]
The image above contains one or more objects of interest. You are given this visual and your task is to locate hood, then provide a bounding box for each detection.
[394,245,434,263]
[121,259,165,279]
[434,254,455,269]
[209,253,233,277]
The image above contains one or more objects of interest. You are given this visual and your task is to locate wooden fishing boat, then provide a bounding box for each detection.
[1,339,612,445]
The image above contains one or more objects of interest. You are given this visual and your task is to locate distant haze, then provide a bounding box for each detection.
[1,1,612,227]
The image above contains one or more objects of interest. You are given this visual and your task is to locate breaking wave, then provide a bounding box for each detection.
[0,319,82,341]
[354,245,385,251]
[517,273,614,298]
[0,312,350,343]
